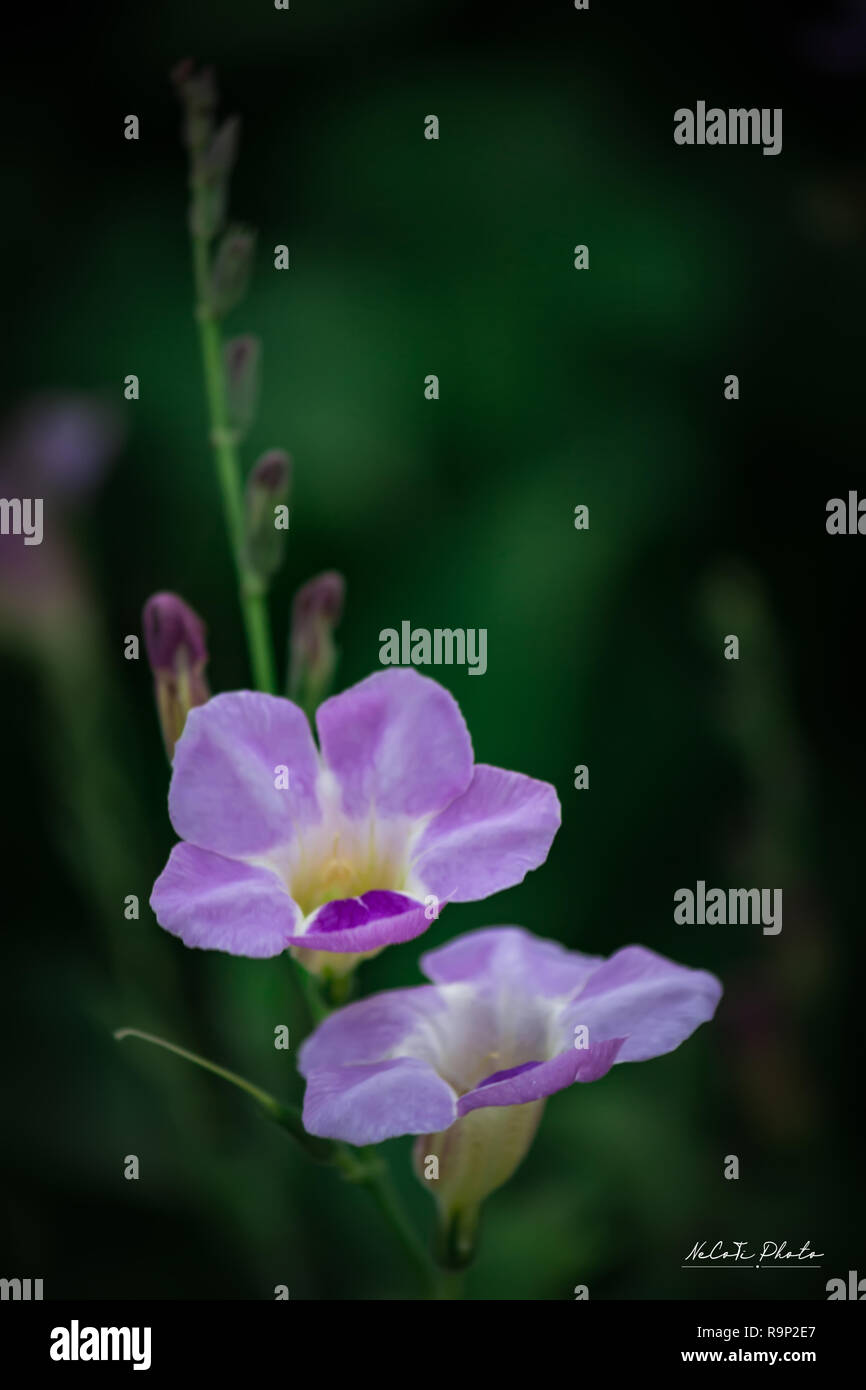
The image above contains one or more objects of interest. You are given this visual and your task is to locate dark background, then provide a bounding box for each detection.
[1,0,864,1299]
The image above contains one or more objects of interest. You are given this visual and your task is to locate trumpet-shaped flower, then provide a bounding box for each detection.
[151,671,561,972]
[298,927,722,1257]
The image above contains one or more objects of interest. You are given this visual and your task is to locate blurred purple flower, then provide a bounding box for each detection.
[0,393,123,641]
[2,393,121,498]
[803,2,866,71]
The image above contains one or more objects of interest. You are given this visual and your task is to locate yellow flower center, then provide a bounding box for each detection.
[287,831,409,918]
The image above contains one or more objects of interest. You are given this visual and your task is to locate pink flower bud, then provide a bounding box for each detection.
[210,225,256,316]
[171,60,218,155]
[224,335,261,440]
[142,592,210,757]
[203,116,241,181]
[288,571,345,712]
[242,449,291,587]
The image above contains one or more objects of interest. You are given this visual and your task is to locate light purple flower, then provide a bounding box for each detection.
[150,671,561,971]
[298,927,723,1143]
[297,927,722,1255]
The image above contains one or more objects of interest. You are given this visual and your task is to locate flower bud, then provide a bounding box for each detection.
[413,1100,545,1269]
[171,60,218,155]
[142,592,210,758]
[242,450,291,588]
[189,116,241,240]
[203,115,240,181]
[210,225,256,316]
[288,571,345,712]
[190,182,227,243]
[224,335,261,440]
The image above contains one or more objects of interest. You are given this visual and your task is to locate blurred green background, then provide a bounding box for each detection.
[2,0,864,1299]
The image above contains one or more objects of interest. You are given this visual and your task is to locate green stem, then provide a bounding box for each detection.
[114,1034,440,1291]
[326,971,355,1008]
[190,231,277,694]
[113,1027,334,1161]
[288,955,330,1027]
[115,1026,276,1108]
[336,1146,438,1297]
[435,1202,480,1271]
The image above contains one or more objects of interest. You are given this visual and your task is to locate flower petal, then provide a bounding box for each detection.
[458,1038,625,1115]
[293,891,432,953]
[411,766,561,901]
[562,945,723,1061]
[150,841,301,957]
[302,1058,457,1144]
[421,925,602,997]
[315,669,473,820]
[298,985,448,1072]
[168,691,322,857]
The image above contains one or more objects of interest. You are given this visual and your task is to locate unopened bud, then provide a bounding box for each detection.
[189,116,242,240]
[143,592,210,758]
[171,60,217,113]
[288,571,345,713]
[190,182,227,242]
[203,115,240,180]
[224,335,261,440]
[210,225,255,316]
[171,60,218,155]
[413,1100,545,1270]
[242,450,291,588]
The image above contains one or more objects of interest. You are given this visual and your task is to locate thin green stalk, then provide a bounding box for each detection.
[336,1146,438,1298]
[190,222,277,694]
[115,1028,441,1291]
[288,955,330,1028]
[114,1027,334,1161]
[115,1026,276,1108]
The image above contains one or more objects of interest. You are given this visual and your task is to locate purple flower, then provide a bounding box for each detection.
[299,927,722,1139]
[150,671,561,972]
[297,927,721,1256]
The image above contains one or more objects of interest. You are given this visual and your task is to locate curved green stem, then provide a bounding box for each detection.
[115,1030,444,1293]
[115,1026,275,1108]
[113,1027,333,1161]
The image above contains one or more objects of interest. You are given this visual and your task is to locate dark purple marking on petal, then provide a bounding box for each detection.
[291,892,435,954]
[311,890,419,934]
[457,1038,625,1116]
[475,1060,544,1089]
